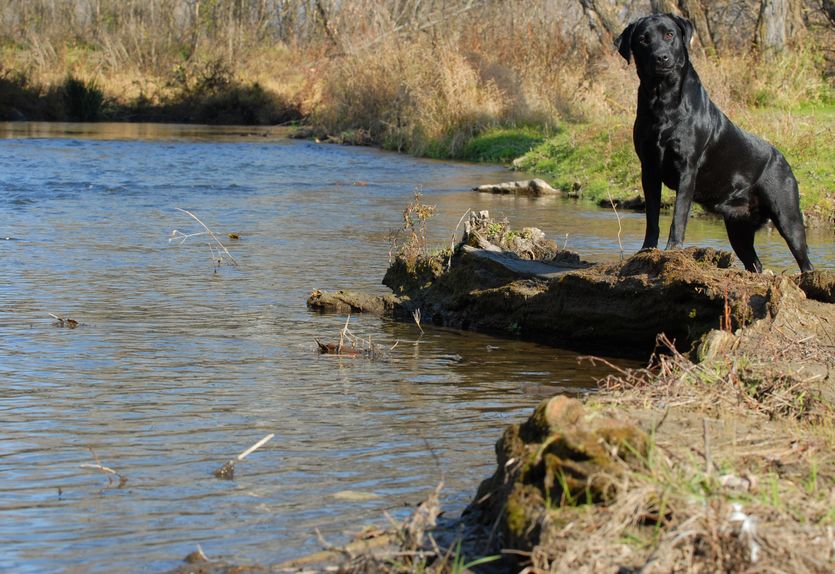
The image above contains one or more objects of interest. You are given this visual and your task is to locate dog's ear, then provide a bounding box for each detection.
[614,22,636,63]
[671,15,694,47]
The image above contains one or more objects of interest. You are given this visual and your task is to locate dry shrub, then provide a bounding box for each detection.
[695,48,832,114]
[314,35,507,155]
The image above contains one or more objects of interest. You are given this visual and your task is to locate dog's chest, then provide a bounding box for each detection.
[651,111,687,166]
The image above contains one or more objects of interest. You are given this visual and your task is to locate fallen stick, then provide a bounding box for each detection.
[214,433,275,479]
[79,463,118,475]
[80,448,127,487]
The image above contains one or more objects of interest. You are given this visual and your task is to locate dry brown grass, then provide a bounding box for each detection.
[519,338,835,574]
[2,2,831,138]
[592,336,832,422]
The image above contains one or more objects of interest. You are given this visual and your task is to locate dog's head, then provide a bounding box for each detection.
[615,14,694,79]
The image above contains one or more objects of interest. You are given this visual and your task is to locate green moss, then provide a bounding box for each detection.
[505,490,529,538]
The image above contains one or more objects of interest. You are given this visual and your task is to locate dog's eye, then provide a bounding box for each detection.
[639,35,649,46]
[664,31,674,40]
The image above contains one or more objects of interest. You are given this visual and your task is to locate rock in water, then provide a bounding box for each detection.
[473,179,558,197]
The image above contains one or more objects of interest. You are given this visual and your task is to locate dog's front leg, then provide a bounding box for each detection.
[666,171,697,250]
[640,168,663,250]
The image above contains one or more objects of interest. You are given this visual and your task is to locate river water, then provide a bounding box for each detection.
[0,123,831,573]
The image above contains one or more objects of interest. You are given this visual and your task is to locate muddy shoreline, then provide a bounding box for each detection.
[167,214,833,573]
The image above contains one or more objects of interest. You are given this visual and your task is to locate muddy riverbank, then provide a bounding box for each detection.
[308,211,833,358]
[170,213,833,573]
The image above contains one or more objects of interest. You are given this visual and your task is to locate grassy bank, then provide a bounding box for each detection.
[500,107,835,219]
[0,59,303,124]
[311,41,832,222]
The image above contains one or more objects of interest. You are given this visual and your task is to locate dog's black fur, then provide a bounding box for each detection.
[615,13,813,273]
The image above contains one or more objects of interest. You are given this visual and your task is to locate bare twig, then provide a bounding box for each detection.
[49,312,79,328]
[447,208,471,271]
[703,418,712,476]
[412,308,424,335]
[338,314,351,354]
[170,208,239,268]
[606,189,625,260]
[80,448,127,487]
[214,433,275,479]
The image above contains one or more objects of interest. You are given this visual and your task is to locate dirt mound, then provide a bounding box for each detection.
[379,244,783,355]
[470,396,648,551]
[313,209,831,359]
[467,346,835,573]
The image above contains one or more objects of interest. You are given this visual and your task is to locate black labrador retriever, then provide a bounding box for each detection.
[615,13,813,273]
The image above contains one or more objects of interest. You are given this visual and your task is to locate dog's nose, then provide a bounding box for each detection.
[656,54,670,64]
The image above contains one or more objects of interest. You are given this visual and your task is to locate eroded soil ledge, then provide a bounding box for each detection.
[308,212,833,358]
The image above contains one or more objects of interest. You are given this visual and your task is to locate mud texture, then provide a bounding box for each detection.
[311,212,832,357]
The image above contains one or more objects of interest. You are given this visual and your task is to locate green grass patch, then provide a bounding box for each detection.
[510,108,834,218]
[512,118,651,205]
[456,126,547,163]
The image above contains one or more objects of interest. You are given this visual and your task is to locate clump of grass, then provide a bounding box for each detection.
[456,126,547,163]
[512,118,648,206]
[592,335,831,422]
[314,36,509,157]
[61,76,105,121]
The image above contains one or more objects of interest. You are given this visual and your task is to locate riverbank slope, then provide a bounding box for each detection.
[166,212,834,574]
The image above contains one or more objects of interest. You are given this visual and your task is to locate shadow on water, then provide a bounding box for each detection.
[0,123,830,573]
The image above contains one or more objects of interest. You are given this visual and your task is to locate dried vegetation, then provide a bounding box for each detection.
[466,331,834,574]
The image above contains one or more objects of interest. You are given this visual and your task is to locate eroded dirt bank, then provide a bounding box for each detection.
[308,212,833,358]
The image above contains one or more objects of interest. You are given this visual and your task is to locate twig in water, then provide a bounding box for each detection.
[80,448,127,487]
[214,433,275,479]
[447,208,471,271]
[338,314,351,354]
[169,208,239,270]
[412,308,424,335]
[562,233,570,251]
[49,312,79,329]
[606,189,625,260]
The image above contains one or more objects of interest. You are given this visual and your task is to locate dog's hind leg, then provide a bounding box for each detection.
[769,211,814,272]
[724,219,762,273]
[756,158,813,273]
[759,172,814,273]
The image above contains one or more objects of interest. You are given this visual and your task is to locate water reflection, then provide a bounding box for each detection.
[0,122,830,574]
